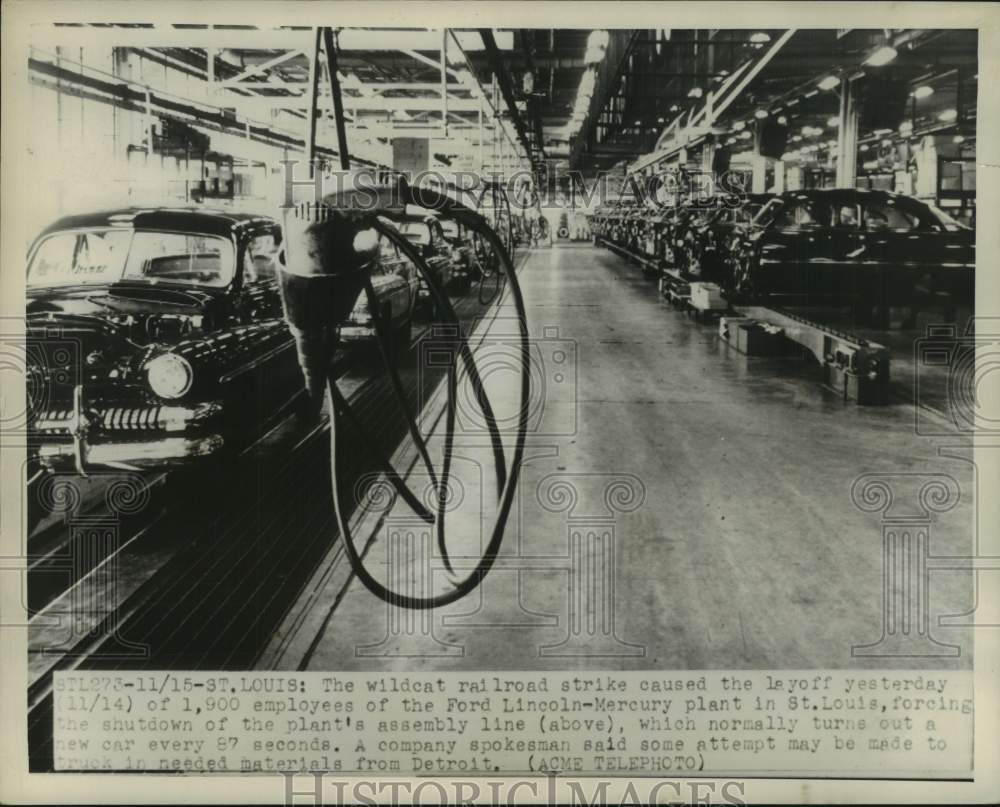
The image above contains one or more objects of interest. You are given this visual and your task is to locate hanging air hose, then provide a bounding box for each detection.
[278,180,529,609]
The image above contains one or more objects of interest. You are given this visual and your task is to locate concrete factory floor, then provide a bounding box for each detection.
[271,243,976,672]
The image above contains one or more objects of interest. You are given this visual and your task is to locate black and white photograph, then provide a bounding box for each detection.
[1,2,998,804]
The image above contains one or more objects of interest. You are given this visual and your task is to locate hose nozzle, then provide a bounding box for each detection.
[277,202,379,409]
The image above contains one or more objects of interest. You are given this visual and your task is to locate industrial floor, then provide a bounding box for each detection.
[265,243,976,672]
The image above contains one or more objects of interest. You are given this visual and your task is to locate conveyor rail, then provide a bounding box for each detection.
[596,237,661,275]
[731,305,891,405]
[601,237,891,403]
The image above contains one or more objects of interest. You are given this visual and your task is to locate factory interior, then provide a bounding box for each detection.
[18,24,985,770]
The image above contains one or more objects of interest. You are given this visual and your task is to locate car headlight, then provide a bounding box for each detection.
[146,353,194,400]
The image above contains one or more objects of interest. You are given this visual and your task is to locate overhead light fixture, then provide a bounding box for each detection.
[827,117,840,128]
[873,128,892,136]
[865,45,898,67]
[776,115,788,125]
[733,120,746,131]
[587,29,610,50]
[859,143,869,152]
[669,104,680,112]
[818,75,840,91]
[938,108,958,122]
[688,86,703,98]
[899,121,913,135]
[953,134,965,144]
[791,134,802,142]
[787,97,800,106]
[657,117,665,124]
[749,32,771,45]
[725,137,736,145]
[583,31,609,66]
[754,109,768,120]
[881,138,892,146]
[913,85,934,99]
[739,130,752,140]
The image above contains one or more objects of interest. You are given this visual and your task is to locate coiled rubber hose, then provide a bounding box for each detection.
[326,199,529,609]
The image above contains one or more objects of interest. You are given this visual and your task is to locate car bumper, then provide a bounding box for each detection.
[36,434,224,469]
[339,324,376,340]
[31,399,224,471]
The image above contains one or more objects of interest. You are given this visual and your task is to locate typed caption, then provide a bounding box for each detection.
[52,671,972,777]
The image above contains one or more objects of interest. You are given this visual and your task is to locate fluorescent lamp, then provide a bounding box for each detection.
[938,108,958,122]
[817,75,840,91]
[587,30,610,50]
[754,109,768,119]
[827,117,840,128]
[913,85,934,100]
[865,45,898,67]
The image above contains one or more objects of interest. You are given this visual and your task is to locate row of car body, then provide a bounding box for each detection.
[24,206,487,474]
[588,188,975,306]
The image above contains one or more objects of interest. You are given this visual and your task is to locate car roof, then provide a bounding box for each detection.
[37,207,278,239]
[394,214,438,226]
[775,188,903,204]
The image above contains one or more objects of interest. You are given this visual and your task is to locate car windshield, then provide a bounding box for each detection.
[28,229,236,289]
[922,201,968,232]
[751,198,784,227]
[397,223,431,245]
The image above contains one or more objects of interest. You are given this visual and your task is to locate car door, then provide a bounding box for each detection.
[237,224,284,321]
[428,222,452,287]
[757,196,835,297]
[232,224,301,422]
[374,233,413,326]
[825,199,865,299]
[860,196,973,304]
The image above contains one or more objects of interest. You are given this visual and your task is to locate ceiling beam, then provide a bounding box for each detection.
[41,25,514,52]
[222,95,484,114]
[401,49,462,80]
[479,28,538,164]
[219,49,306,85]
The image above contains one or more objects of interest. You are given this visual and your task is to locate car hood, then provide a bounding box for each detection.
[26,282,218,317]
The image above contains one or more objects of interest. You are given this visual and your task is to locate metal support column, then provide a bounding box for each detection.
[751,153,767,194]
[441,29,449,138]
[304,27,322,177]
[478,96,484,172]
[836,76,858,188]
[321,27,351,170]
